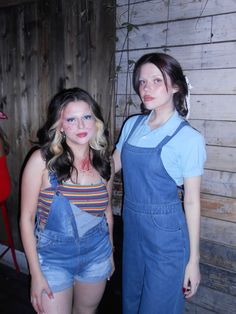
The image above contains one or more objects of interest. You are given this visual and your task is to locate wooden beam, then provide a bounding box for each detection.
[201,216,236,247]
[0,0,38,8]
[186,285,236,313]
[200,239,236,272]
[200,263,236,296]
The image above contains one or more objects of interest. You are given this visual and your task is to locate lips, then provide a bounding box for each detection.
[77,132,88,138]
[143,95,154,101]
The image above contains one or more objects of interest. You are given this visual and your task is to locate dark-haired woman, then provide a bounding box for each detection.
[20,88,114,314]
[113,53,206,314]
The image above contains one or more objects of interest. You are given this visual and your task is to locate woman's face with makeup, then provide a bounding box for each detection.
[60,100,96,147]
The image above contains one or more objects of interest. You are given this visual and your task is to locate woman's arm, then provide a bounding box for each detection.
[105,158,114,248]
[105,158,115,277]
[20,150,53,312]
[183,175,201,298]
[112,149,122,173]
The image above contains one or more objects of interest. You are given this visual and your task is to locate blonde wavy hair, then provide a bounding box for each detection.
[38,87,111,182]
[89,117,108,153]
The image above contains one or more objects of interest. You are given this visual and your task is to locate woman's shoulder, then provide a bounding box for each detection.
[182,123,205,142]
[25,148,45,169]
[174,121,206,154]
[124,114,142,126]
[121,114,144,133]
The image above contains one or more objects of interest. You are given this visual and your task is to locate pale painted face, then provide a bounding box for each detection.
[138,63,178,111]
[60,100,96,147]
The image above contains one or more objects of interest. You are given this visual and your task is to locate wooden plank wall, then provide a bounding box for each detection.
[115,0,236,312]
[0,0,115,248]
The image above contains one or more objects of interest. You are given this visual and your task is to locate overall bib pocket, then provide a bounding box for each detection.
[151,210,184,232]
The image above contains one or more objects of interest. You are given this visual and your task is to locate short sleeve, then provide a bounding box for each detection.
[180,130,206,178]
[116,115,140,152]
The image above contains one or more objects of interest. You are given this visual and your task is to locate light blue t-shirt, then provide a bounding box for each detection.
[116,110,206,186]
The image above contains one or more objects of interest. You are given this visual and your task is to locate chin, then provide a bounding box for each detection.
[143,103,156,111]
[77,139,90,145]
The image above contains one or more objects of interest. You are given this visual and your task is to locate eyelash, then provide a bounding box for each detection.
[66,115,93,123]
[139,80,145,86]
[83,114,92,120]
[139,79,162,86]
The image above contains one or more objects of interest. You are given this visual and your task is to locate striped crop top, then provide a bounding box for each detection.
[37,182,109,226]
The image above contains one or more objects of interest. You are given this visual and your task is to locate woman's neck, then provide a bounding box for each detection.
[70,144,90,160]
[149,107,175,129]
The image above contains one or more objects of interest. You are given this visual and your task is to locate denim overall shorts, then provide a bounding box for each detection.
[35,173,112,292]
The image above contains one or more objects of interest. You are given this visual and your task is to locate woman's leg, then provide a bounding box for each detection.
[41,287,73,314]
[72,280,107,314]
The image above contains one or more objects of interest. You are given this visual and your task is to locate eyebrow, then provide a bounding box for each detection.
[139,74,163,79]
[64,111,92,116]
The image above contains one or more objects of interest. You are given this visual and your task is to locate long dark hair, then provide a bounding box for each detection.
[37,87,111,182]
[0,127,9,155]
[133,53,188,117]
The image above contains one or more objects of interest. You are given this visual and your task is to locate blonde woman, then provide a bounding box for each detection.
[20,88,114,314]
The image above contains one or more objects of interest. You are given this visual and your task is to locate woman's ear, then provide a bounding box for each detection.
[172,85,179,94]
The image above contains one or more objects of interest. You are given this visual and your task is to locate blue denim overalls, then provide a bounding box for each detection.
[35,173,112,292]
[121,116,190,314]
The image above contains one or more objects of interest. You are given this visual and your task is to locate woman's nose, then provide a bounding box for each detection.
[77,118,85,129]
[143,81,151,91]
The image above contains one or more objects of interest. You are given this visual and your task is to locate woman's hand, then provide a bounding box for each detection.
[108,253,115,281]
[31,273,53,313]
[183,259,200,298]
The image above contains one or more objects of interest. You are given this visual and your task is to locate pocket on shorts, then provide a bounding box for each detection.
[36,229,72,250]
[151,210,185,232]
[36,231,53,249]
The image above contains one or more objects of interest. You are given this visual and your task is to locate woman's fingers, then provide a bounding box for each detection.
[184,281,200,298]
[31,295,42,313]
[31,288,53,313]
[45,286,54,300]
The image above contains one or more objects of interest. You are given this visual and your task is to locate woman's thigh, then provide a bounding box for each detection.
[41,287,73,314]
[73,280,107,314]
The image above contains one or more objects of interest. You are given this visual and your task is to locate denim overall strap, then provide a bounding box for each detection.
[155,120,189,149]
[126,115,145,141]
[42,172,79,240]
[35,172,59,233]
[49,171,59,188]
